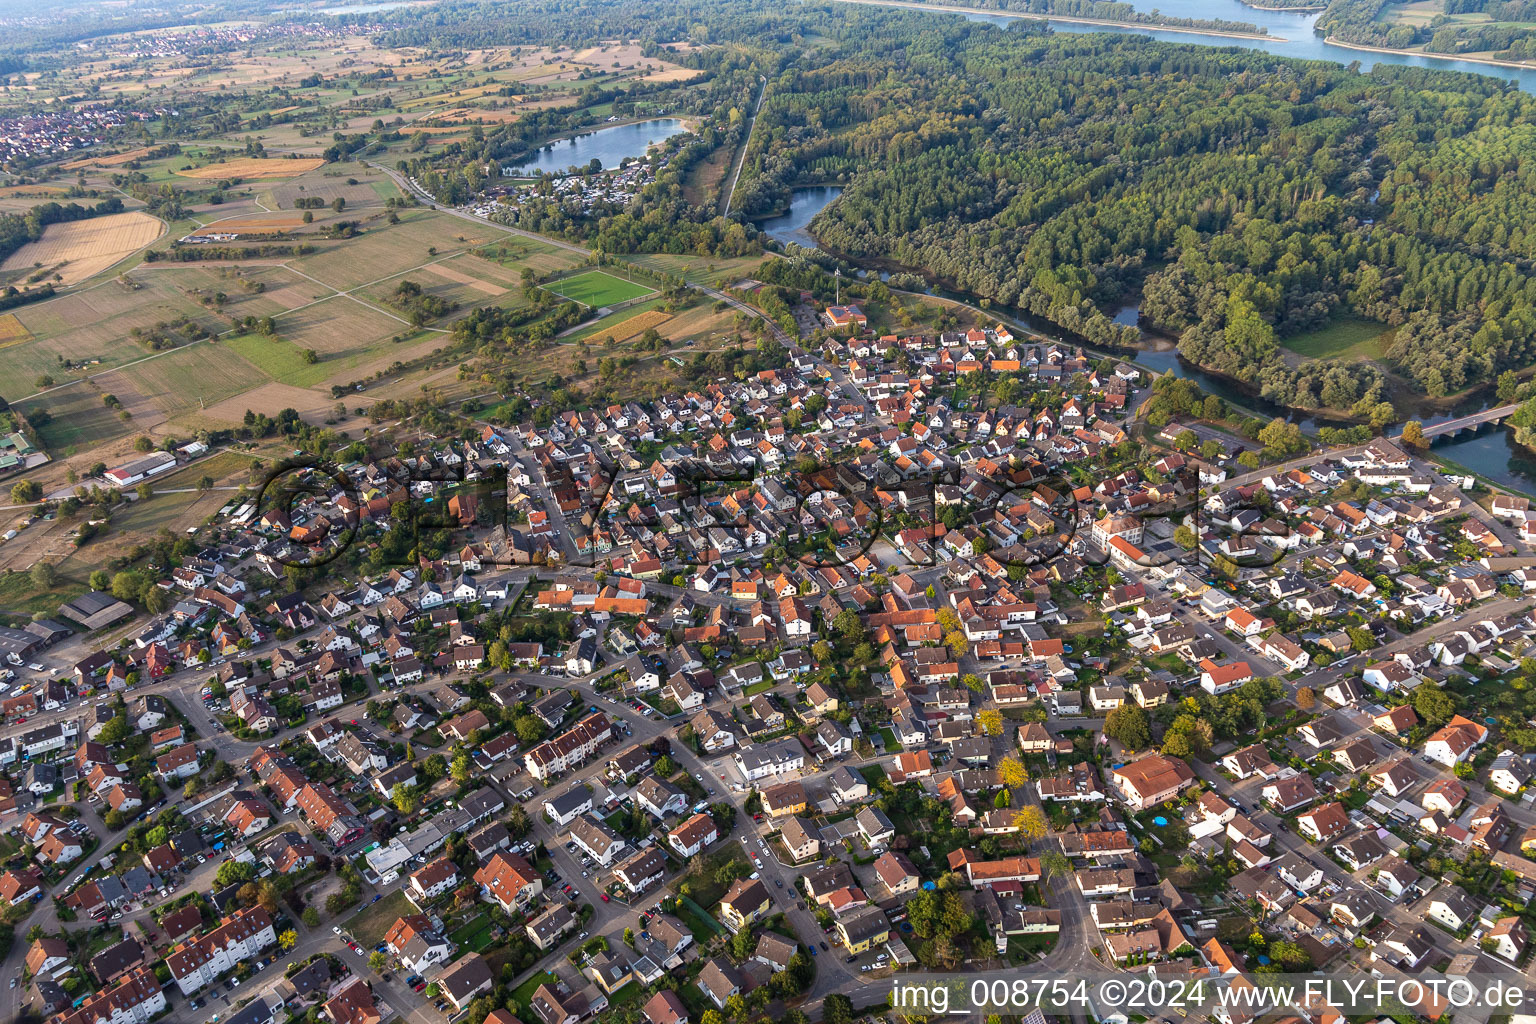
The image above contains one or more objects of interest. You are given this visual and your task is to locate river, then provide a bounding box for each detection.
[1125,310,1536,494]
[960,0,1536,90]
[506,119,689,176]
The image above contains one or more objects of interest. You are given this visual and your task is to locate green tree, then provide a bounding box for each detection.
[215,860,256,888]
[1346,626,1375,652]
[823,995,855,1024]
[833,608,865,643]
[1103,704,1152,750]
[1412,684,1457,728]
[97,713,130,745]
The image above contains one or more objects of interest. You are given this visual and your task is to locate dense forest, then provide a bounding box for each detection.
[708,9,1535,410]
[375,0,1536,413]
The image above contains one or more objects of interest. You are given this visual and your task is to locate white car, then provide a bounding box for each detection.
[333,926,343,935]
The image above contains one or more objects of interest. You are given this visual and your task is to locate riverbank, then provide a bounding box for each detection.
[1159,353,1369,427]
[822,0,1284,41]
[1323,35,1536,72]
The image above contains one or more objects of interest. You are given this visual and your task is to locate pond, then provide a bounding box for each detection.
[757,185,844,248]
[506,119,689,176]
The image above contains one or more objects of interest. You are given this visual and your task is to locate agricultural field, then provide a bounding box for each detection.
[0,199,574,462]
[477,238,585,277]
[623,252,764,286]
[1,275,220,388]
[277,296,406,354]
[61,147,159,170]
[193,381,360,431]
[222,333,341,389]
[287,209,495,290]
[547,269,655,307]
[591,308,672,343]
[16,383,131,453]
[201,214,308,233]
[0,211,163,286]
[266,164,398,211]
[0,314,33,349]
[174,156,326,180]
[99,343,269,427]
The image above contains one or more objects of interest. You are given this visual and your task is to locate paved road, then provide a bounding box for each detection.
[720,75,768,219]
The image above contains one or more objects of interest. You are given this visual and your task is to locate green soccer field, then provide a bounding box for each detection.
[548,270,655,307]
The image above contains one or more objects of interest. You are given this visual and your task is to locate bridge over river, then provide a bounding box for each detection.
[1392,403,1521,442]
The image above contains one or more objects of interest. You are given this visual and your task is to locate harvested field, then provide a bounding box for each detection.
[204,214,307,232]
[61,147,156,169]
[175,157,325,179]
[422,262,504,296]
[592,309,671,343]
[0,314,32,349]
[193,381,348,428]
[0,211,163,286]
[645,68,704,82]
[0,186,68,198]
